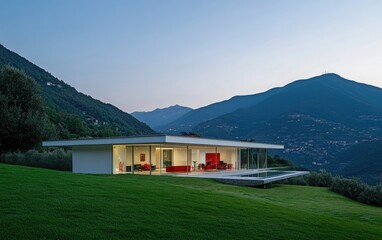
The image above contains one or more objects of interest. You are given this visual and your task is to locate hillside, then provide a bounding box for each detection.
[132,104,192,130]
[335,140,382,184]
[193,74,382,170]
[1,163,381,239]
[159,87,281,133]
[0,44,154,139]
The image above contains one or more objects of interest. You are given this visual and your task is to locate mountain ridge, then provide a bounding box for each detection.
[193,73,382,178]
[159,86,282,133]
[0,43,155,139]
[131,104,192,130]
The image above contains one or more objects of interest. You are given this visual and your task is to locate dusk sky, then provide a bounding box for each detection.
[1,0,382,112]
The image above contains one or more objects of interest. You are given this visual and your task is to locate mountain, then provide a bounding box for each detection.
[0,44,155,139]
[336,140,382,184]
[193,74,382,171]
[160,87,282,133]
[131,105,192,130]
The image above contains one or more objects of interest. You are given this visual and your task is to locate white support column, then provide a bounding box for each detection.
[247,148,250,170]
[265,149,268,169]
[215,146,218,171]
[160,145,162,175]
[149,145,152,175]
[257,149,260,169]
[131,146,134,174]
[237,148,241,170]
[186,146,189,175]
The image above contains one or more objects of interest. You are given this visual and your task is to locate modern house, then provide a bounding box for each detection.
[42,135,284,175]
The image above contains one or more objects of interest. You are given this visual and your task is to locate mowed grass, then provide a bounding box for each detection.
[0,164,381,240]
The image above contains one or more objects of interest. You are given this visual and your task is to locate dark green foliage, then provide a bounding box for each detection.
[283,172,382,206]
[330,177,382,206]
[267,154,295,168]
[283,175,308,185]
[0,149,71,171]
[306,171,333,187]
[282,172,333,187]
[0,43,154,140]
[0,66,46,153]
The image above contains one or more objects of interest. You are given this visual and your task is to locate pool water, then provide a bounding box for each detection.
[238,171,289,178]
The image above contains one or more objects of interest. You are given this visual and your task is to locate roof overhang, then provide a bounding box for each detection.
[42,135,284,150]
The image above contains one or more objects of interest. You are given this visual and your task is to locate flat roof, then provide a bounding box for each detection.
[42,135,284,149]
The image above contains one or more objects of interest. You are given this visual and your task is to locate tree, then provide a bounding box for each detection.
[0,66,45,153]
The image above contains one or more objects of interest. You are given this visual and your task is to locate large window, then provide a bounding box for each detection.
[162,149,172,167]
[240,149,260,169]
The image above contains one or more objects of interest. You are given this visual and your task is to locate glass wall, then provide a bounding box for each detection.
[154,145,238,174]
[240,148,268,170]
[190,146,237,172]
[257,149,267,169]
[113,145,129,174]
[113,145,157,174]
[113,144,266,174]
[132,145,156,175]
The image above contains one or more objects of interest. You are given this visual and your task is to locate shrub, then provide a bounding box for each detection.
[282,176,308,185]
[330,177,382,206]
[282,171,333,187]
[0,149,71,171]
[283,171,382,206]
[306,171,333,187]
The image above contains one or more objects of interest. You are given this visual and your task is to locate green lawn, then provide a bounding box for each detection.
[0,164,381,239]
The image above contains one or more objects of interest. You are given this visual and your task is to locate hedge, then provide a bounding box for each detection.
[0,149,71,171]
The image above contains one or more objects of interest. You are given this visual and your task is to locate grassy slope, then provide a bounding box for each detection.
[0,164,381,240]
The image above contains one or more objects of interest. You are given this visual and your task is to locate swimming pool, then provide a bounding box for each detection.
[237,171,289,178]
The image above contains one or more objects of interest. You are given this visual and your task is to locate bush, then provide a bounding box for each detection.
[282,171,333,187]
[330,177,382,207]
[267,155,296,169]
[283,171,382,207]
[306,171,333,187]
[0,149,71,171]
[283,176,308,185]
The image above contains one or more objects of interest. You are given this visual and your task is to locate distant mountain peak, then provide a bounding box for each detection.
[320,72,341,77]
[192,73,382,180]
[316,73,346,80]
[132,105,193,130]
[153,104,190,111]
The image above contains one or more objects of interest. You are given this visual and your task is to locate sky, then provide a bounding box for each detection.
[1,0,382,112]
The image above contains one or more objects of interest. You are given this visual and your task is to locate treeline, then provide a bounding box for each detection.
[0,42,155,153]
[0,149,71,171]
[44,106,128,140]
[0,65,152,154]
[283,172,382,207]
[267,155,295,168]
[0,66,48,153]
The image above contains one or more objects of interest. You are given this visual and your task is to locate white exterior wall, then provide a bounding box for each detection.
[73,145,112,174]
